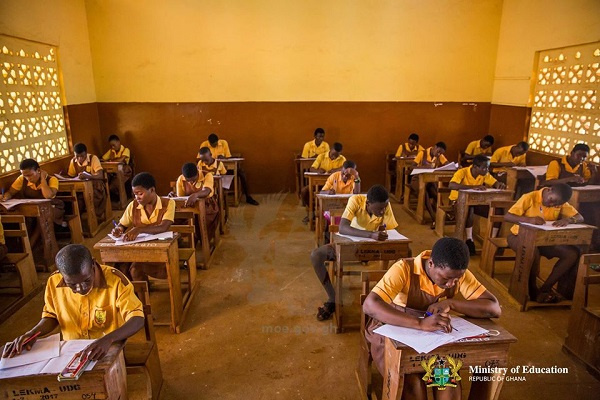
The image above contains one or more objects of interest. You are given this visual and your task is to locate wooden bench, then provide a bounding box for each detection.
[434,177,454,237]
[55,188,85,244]
[479,200,516,279]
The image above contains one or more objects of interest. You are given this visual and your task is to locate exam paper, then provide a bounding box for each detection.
[107,231,174,245]
[220,175,234,189]
[512,165,548,177]
[317,193,354,198]
[335,230,409,242]
[54,174,83,181]
[0,198,49,210]
[373,317,489,354]
[460,188,508,193]
[572,185,600,191]
[411,162,459,175]
[0,333,60,370]
[520,221,591,231]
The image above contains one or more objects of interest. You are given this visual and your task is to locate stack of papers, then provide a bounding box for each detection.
[335,230,409,242]
[0,199,49,210]
[373,317,488,353]
[520,221,591,231]
[411,162,459,175]
[107,231,174,245]
[512,165,548,177]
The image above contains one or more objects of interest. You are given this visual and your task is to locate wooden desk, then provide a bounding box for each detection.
[222,157,244,207]
[295,157,316,198]
[453,189,513,240]
[505,168,540,199]
[392,156,415,202]
[304,172,331,231]
[101,161,129,209]
[569,185,600,210]
[403,171,456,224]
[94,235,193,333]
[315,193,353,247]
[58,179,112,238]
[508,223,595,311]
[0,342,127,400]
[172,197,221,269]
[213,175,229,234]
[382,319,517,400]
[0,199,58,269]
[332,233,412,333]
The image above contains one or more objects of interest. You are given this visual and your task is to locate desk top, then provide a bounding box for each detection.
[333,233,411,245]
[295,157,316,161]
[221,157,244,162]
[93,234,178,250]
[572,185,600,192]
[315,193,354,199]
[304,172,331,177]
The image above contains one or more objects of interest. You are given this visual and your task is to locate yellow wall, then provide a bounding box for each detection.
[0,0,97,105]
[85,0,503,102]
[492,0,600,106]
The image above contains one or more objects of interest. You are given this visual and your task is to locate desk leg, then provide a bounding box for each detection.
[117,169,127,209]
[309,184,315,231]
[415,177,426,224]
[315,201,322,246]
[83,184,99,235]
[295,163,301,198]
[508,228,537,310]
[454,199,467,241]
[197,203,211,270]
[395,163,403,201]
[334,247,343,334]
[469,371,507,400]
[382,337,404,400]
[234,165,240,207]
[403,179,411,211]
[38,202,59,269]
[106,349,128,400]
[218,184,227,234]
[166,242,183,333]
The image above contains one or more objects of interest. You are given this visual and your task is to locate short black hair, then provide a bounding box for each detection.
[431,237,470,270]
[366,184,389,204]
[73,143,87,154]
[182,163,199,179]
[483,135,495,145]
[314,128,325,136]
[342,160,357,169]
[332,142,343,152]
[108,134,120,142]
[208,133,219,144]
[472,155,490,168]
[55,244,93,276]
[572,143,590,153]
[516,141,530,151]
[132,172,156,190]
[19,158,40,171]
[199,146,211,155]
[408,133,419,141]
[435,142,447,151]
[552,183,573,203]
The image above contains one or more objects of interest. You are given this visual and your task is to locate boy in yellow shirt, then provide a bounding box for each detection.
[198,147,228,175]
[68,143,107,220]
[395,133,424,157]
[544,143,595,186]
[172,163,219,228]
[462,135,494,165]
[301,128,329,158]
[363,237,501,398]
[3,245,144,361]
[448,155,506,254]
[489,141,529,181]
[102,134,133,200]
[310,185,398,321]
[320,160,360,195]
[112,172,176,281]
[504,184,584,303]
[301,143,347,212]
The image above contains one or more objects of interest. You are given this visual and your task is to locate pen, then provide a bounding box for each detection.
[424,311,457,331]
[112,220,118,228]
[22,331,41,346]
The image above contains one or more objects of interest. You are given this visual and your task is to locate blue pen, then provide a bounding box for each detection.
[424,311,457,331]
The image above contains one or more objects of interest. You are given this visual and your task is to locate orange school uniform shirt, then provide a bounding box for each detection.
[465,140,492,156]
[414,147,448,166]
[200,139,232,158]
[395,143,424,157]
[490,145,526,173]
[545,156,592,182]
[508,188,578,235]
[321,171,355,194]
[68,154,103,176]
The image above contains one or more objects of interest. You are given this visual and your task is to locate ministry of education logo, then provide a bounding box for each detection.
[421,355,462,389]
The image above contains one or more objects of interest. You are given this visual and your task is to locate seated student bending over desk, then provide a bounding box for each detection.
[68,142,107,221]
[504,183,584,303]
[199,133,259,206]
[363,237,501,400]
[489,141,529,183]
[462,134,494,164]
[2,244,144,361]
[302,128,330,158]
[102,134,133,198]
[411,142,450,227]
[112,172,176,282]
[395,133,424,157]
[172,162,219,224]
[301,142,347,213]
[198,147,228,176]
[543,143,597,186]
[310,185,398,321]
[448,155,506,255]
[320,160,361,195]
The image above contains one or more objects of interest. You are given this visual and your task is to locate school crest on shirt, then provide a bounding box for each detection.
[421,355,462,389]
[94,309,107,326]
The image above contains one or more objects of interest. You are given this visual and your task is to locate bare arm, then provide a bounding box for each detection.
[2,318,59,358]
[427,290,501,318]
[81,316,144,361]
[339,218,388,241]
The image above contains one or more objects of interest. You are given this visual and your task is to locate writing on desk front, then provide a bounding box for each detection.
[9,383,98,400]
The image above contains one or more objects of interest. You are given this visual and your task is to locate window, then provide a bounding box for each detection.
[528,42,599,163]
[0,35,69,175]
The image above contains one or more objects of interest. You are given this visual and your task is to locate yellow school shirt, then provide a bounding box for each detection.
[321,171,355,194]
[10,175,59,194]
[414,147,448,166]
[197,159,227,175]
[102,146,131,164]
[68,154,103,176]
[448,167,498,201]
[508,188,578,235]
[176,172,214,197]
[490,145,526,173]
[41,263,144,340]
[119,197,176,227]
[341,194,398,231]
[545,156,592,182]
[311,152,346,172]
[302,140,330,158]
[372,251,487,307]
[465,140,492,156]
[200,139,232,158]
[395,143,424,157]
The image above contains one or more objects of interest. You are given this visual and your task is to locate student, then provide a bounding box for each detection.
[68,143,107,220]
[309,142,346,173]
[199,134,259,206]
[301,128,330,158]
[395,133,424,157]
[310,185,398,321]
[0,216,7,261]
[544,143,595,186]
[320,160,361,195]
[489,141,529,182]
[448,155,507,255]
[2,244,144,361]
[504,183,584,303]
[411,142,449,227]
[112,172,176,281]
[102,134,133,199]
[363,237,501,399]
[172,163,219,225]
[462,135,494,163]
[197,147,227,176]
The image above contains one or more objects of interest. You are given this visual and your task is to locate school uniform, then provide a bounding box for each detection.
[197,159,227,175]
[490,145,526,174]
[449,167,498,201]
[200,139,231,158]
[395,143,424,157]
[321,171,355,194]
[102,146,133,196]
[465,140,492,156]
[545,156,592,183]
[68,154,107,219]
[176,172,219,228]
[413,147,448,167]
[10,174,65,224]
[311,152,347,172]
[302,140,330,158]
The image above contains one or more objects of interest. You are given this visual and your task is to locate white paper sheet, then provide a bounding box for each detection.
[572,185,600,191]
[335,230,409,242]
[219,175,235,190]
[107,231,174,246]
[460,188,508,193]
[512,165,548,177]
[0,198,49,210]
[520,221,591,231]
[373,317,489,354]
[223,157,244,162]
[411,162,459,175]
[316,193,354,198]
[0,333,60,370]
[54,174,83,181]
